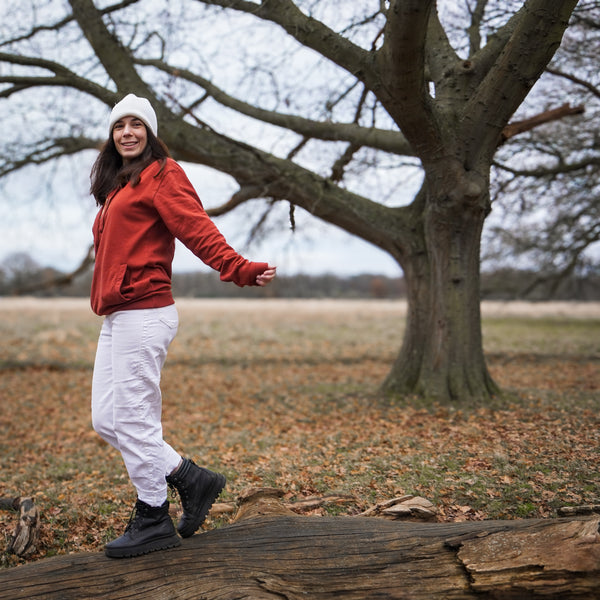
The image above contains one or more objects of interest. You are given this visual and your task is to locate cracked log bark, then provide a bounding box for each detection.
[0,496,598,599]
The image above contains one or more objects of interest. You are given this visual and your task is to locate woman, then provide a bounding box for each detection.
[90,93,276,558]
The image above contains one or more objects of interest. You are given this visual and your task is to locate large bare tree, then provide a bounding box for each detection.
[0,0,582,401]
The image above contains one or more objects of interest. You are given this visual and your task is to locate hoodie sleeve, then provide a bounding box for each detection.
[152,160,268,286]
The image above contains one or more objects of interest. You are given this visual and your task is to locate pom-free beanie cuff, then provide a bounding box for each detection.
[108,93,158,136]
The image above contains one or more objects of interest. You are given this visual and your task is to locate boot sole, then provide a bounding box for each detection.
[105,534,181,559]
[178,473,226,538]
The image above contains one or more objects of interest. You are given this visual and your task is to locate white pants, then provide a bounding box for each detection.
[92,305,182,506]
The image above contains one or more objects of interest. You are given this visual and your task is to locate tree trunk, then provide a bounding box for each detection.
[383,168,500,402]
[1,513,597,599]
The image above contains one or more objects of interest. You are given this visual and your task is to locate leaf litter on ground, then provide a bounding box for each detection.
[0,298,598,567]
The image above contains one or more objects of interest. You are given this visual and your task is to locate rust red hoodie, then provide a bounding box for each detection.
[91,158,267,316]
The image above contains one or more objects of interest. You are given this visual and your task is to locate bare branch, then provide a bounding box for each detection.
[0,0,141,48]
[0,136,100,178]
[0,51,115,103]
[519,235,599,297]
[376,0,443,161]
[463,0,579,156]
[68,0,152,97]
[494,155,600,178]
[466,0,489,55]
[546,67,600,99]
[500,103,585,143]
[330,143,361,183]
[194,0,374,89]
[11,245,95,295]
[142,58,413,155]
[244,200,277,246]
[206,186,270,217]
[425,6,461,85]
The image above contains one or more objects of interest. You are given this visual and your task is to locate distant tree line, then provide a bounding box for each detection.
[0,252,598,301]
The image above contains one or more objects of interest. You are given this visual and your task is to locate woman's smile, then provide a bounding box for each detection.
[112,115,148,163]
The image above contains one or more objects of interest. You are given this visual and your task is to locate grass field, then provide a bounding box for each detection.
[0,297,598,567]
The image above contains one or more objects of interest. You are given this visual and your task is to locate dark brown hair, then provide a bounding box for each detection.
[90,126,170,206]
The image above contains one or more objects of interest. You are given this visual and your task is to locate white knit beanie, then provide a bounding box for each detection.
[108,93,158,136]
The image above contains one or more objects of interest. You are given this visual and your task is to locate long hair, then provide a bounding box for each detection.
[90,126,170,206]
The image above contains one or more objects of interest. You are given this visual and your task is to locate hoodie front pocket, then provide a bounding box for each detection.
[104,263,131,305]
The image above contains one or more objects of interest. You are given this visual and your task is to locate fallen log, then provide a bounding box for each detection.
[0,510,598,599]
[0,496,40,557]
[209,488,355,518]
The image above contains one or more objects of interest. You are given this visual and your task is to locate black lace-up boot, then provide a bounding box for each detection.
[104,498,181,558]
[166,458,226,538]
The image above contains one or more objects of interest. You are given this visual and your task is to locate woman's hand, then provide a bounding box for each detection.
[256,265,277,286]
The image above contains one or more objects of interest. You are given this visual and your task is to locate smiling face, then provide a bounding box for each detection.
[112,115,148,164]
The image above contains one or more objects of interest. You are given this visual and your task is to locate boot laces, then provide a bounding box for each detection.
[124,501,147,533]
[124,505,138,533]
[168,482,178,500]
